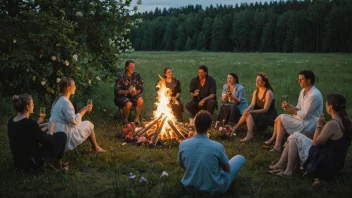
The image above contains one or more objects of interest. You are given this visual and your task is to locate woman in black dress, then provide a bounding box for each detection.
[233,72,278,142]
[164,67,184,122]
[7,94,67,171]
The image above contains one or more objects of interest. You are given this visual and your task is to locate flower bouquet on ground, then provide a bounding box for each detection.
[208,121,236,140]
[116,122,138,142]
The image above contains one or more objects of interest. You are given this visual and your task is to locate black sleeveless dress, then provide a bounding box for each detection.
[310,120,351,180]
[251,89,278,132]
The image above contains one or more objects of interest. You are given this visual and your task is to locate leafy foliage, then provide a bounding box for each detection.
[0,0,141,101]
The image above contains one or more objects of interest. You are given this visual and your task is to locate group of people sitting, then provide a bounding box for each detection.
[7,59,351,195]
[8,77,105,172]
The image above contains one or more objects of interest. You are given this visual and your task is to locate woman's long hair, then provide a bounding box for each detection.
[257,72,273,91]
[52,77,74,106]
[327,93,352,139]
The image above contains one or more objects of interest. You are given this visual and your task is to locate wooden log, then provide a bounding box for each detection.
[175,124,190,136]
[135,114,163,136]
[178,127,189,137]
[164,127,171,139]
[176,124,191,133]
[167,120,186,139]
[151,117,167,146]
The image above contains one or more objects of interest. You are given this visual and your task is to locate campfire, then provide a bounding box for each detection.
[133,75,192,146]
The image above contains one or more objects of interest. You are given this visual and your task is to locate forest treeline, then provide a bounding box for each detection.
[131,0,352,52]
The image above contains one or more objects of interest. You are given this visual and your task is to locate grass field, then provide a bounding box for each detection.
[1,52,352,198]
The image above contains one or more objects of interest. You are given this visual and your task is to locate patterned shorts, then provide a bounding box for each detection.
[114,94,142,107]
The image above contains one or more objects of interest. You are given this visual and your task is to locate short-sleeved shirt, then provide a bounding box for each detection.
[114,71,144,97]
[221,83,248,114]
[189,75,217,101]
[178,134,229,194]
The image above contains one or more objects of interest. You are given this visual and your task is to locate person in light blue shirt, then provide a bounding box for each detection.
[218,73,248,125]
[178,111,246,195]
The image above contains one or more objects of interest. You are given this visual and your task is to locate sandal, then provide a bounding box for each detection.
[266,169,282,174]
[263,140,274,146]
[276,171,293,179]
[268,164,283,170]
[269,148,281,153]
[240,132,254,143]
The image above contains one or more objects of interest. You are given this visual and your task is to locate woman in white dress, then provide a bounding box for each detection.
[49,77,105,152]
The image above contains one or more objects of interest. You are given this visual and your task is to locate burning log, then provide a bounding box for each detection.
[175,124,191,136]
[178,128,189,137]
[163,127,171,139]
[135,114,163,136]
[176,124,191,133]
[151,117,168,146]
[167,120,186,139]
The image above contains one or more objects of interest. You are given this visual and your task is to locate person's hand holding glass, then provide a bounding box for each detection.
[281,95,289,111]
[226,89,231,102]
[87,99,93,113]
[38,107,46,124]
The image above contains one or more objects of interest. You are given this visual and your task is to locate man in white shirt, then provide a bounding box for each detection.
[264,70,323,152]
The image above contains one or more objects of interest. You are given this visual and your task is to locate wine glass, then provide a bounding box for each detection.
[281,95,288,110]
[39,107,46,118]
[87,99,93,113]
[281,95,288,103]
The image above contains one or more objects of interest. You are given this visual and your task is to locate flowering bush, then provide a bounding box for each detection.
[0,0,143,102]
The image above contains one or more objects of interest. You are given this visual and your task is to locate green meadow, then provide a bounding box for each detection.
[1,52,352,197]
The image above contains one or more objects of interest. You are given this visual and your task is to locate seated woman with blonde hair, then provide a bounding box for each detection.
[49,77,105,152]
[8,94,67,171]
[268,93,351,184]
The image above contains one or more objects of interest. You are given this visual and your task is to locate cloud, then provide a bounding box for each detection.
[137,0,275,12]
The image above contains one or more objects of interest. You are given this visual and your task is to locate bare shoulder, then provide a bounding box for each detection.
[324,120,341,133]
[266,90,274,98]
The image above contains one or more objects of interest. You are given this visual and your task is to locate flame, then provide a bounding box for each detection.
[153,75,176,135]
[154,75,175,120]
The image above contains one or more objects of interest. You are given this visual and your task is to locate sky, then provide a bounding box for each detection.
[136,0,279,13]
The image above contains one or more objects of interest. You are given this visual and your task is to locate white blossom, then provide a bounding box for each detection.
[13,39,16,43]
[96,76,101,81]
[109,38,114,45]
[64,60,69,66]
[56,78,61,83]
[41,81,46,86]
[72,54,78,61]
[88,79,91,85]
[76,12,83,17]
[51,56,57,61]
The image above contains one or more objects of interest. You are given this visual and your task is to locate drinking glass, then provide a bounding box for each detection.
[281,95,288,110]
[281,95,288,103]
[87,99,93,112]
[39,107,46,118]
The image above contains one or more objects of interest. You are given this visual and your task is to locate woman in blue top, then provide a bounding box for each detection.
[218,73,248,125]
